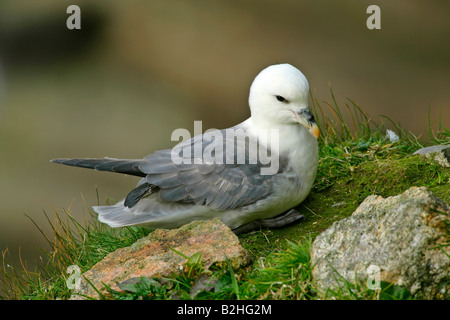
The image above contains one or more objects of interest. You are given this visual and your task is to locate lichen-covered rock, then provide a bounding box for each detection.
[310,187,449,299]
[70,218,250,299]
[413,144,450,168]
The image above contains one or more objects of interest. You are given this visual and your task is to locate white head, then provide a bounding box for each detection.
[248,64,319,138]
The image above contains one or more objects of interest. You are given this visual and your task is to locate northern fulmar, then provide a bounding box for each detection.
[51,64,319,234]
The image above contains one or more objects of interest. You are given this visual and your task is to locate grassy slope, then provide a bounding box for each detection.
[1,95,449,300]
[241,139,450,259]
[242,95,449,262]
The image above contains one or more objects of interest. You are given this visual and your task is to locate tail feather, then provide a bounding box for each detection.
[50,157,146,177]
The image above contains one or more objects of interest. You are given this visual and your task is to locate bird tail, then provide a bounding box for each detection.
[50,157,146,177]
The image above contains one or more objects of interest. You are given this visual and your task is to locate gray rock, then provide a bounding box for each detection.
[70,217,250,299]
[413,144,450,167]
[310,187,449,299]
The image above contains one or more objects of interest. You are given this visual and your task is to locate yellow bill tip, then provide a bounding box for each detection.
[311,124,320,139]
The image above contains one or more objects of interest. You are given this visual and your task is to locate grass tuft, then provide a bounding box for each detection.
[1,207,148,300]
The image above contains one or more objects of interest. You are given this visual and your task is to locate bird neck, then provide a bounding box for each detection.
[247,117,314,155]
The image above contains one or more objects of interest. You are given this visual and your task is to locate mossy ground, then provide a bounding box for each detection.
[240,141,449,258]
[1,95,448,300]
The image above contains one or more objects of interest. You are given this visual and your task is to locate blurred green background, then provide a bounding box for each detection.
[0,0,448,269]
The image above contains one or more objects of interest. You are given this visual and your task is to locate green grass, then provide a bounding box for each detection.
[1,90,448,300]
[1,209,150,300]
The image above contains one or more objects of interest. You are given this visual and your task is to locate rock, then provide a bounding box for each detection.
[413,144,450,167]
[310,187,449,299]
[70,218,251,299]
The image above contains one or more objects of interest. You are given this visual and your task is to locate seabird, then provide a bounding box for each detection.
[51,64,319,234]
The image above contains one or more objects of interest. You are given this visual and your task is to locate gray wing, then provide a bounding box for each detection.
[134,128,276,211]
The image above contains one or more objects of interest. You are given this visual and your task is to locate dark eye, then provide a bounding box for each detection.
[276,95,287,102]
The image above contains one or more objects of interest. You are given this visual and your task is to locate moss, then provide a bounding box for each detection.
[240,152,449,258]
[348,156,449,201]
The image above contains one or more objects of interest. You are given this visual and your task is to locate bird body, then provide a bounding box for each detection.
[52,64,319,232]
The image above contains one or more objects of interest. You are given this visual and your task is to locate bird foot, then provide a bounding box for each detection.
[232,209,305,235]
